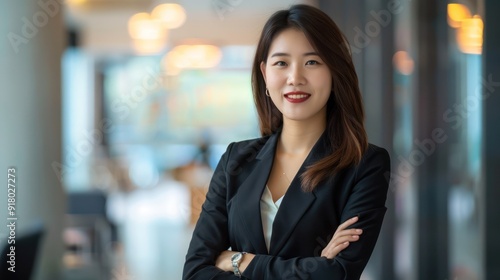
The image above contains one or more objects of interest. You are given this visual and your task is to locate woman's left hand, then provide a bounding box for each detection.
[215,250,255,273]
[215,250,235,271]
[321,216,363,259]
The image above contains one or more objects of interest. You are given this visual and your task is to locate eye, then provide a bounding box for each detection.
[272,61,287,67]
[306,60,320,65]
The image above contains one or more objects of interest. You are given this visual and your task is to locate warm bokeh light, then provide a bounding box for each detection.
[128,12,166,41]
[151,3,187,29]
[66,0,86,5]
[128,12,168,54]
[457,15,483,54]
[392,51,414,75]
[162,51,181,76]
[168,44,222,69]
[447,3,472,28]
[132,39,166,55]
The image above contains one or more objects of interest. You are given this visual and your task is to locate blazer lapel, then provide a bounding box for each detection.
[268,176,316,255]
[235,132,279,254]
[269,132,328,255]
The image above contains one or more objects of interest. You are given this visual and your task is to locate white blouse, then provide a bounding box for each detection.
[260,185,284,252]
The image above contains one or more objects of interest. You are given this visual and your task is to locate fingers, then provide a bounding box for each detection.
[333,228,363,239]
[332,216,360,240]
[321,241,350,258]
[332,232,361,244]
[321,232,362,258]
[321,216,363,259]
[336,216,359,232]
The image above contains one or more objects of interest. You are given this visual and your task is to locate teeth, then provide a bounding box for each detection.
[286,94,308,99]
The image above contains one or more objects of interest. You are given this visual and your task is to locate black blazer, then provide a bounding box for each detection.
[183,131,390,280]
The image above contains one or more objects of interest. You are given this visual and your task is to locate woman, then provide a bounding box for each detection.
[183,4,390,279]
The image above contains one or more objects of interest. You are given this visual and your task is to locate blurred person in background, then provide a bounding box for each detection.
[174,140,214,225]
[183,4,390,279]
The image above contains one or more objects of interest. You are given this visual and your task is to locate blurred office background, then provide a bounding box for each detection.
[1,0,499,279]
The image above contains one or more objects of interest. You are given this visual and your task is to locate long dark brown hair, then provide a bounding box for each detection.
[251,4,368,191]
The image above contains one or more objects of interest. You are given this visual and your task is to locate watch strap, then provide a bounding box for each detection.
[231,252,247,278]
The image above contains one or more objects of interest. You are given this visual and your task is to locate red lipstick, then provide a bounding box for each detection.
[284,91,311,103]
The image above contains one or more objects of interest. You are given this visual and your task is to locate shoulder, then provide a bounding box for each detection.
[215,135,271,171]
[224,135,271,161]
[215,135,272,180]
[352,143,391,180]
[359,143,390,167]
[231,136,270,150]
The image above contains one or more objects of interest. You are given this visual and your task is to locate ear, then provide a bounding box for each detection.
[260,61,267,83]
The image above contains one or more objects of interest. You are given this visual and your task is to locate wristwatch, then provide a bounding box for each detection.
[231,252,246,277]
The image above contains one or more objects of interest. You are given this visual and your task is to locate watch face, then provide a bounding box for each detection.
[231,253,242,262]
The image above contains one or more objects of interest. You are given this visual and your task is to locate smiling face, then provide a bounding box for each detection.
[260,28,332,125]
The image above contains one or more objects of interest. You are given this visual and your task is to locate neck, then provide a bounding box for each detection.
[279,118,326,156]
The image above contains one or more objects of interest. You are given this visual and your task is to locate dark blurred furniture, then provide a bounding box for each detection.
[64,190,115,278]
[0,221,44,280]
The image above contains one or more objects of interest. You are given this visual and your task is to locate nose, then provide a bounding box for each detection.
[287,64,306,86]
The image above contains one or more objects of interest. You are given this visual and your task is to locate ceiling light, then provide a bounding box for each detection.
[447,3,472,28]
[151,3,187,29]
[457,15,483,55]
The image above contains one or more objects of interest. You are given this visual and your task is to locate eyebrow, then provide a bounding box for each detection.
[270,52,320,57]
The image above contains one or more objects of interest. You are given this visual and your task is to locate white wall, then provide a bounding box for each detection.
[0,1,66,279]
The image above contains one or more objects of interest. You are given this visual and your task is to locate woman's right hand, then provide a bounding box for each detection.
[320,216,363,259]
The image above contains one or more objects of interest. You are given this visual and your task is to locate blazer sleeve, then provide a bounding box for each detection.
[183,142,239,280]
[241,146,390,280]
